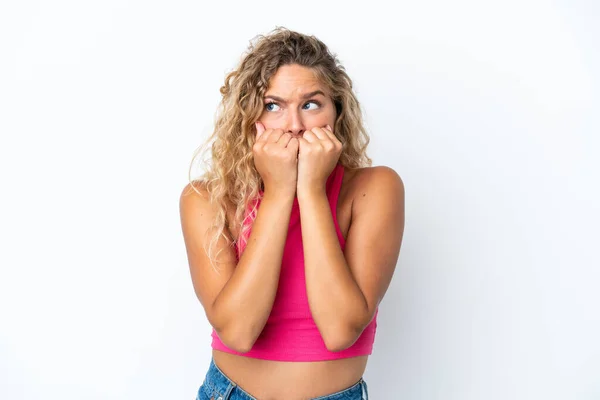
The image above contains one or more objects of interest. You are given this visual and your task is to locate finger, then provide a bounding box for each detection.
[323,125,340,143]
[302,129,318,143]
[287,137,300,154]
[277,132,293,147]
[310,127,330,141]
[256,123,274,143]
[255,121,266,139]
[297,136,310,152]
[259,128,283,143]
[267,128,285,143]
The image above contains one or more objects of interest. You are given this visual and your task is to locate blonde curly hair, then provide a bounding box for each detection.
[187,26,372,272]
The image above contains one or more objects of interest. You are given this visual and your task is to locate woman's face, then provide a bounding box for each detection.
[257,64,336,139]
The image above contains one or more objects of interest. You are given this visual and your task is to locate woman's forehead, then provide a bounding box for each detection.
[265,65,329,99]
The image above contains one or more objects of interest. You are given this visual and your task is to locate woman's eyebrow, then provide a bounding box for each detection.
[264,90,326,103]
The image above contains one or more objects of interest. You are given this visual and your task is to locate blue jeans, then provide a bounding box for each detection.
[196,357,369,400]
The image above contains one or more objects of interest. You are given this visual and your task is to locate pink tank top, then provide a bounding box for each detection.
[211,163,378,361]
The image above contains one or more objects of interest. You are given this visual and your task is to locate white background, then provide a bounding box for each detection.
[1,1,599,399]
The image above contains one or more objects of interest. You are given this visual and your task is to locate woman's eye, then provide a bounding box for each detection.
[303,101,320,110]
[265,102,280,112]
[265,101,320,112]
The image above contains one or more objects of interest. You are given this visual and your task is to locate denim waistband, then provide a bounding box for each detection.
[198,357,369,400]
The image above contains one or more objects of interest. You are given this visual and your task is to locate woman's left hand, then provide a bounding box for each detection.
[297,124,342,195]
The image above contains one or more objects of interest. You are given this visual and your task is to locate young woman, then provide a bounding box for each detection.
[180,27,405,400]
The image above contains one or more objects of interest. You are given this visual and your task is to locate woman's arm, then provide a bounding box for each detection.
[180,183,295,353]
[298,166,405,351]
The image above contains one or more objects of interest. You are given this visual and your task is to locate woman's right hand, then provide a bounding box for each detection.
[252,121,299,196]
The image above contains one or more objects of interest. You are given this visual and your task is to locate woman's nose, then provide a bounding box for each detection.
[285,110,305,136]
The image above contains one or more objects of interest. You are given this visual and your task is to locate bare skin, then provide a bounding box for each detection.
[213,166,368,400]
[181,64,405,400]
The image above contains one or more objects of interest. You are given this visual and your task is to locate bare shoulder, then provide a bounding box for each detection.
[180,179,210,204]
[179,180,218,230]
[179,179,223,252]
[344,165,405,205]
[179,180,234,222]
